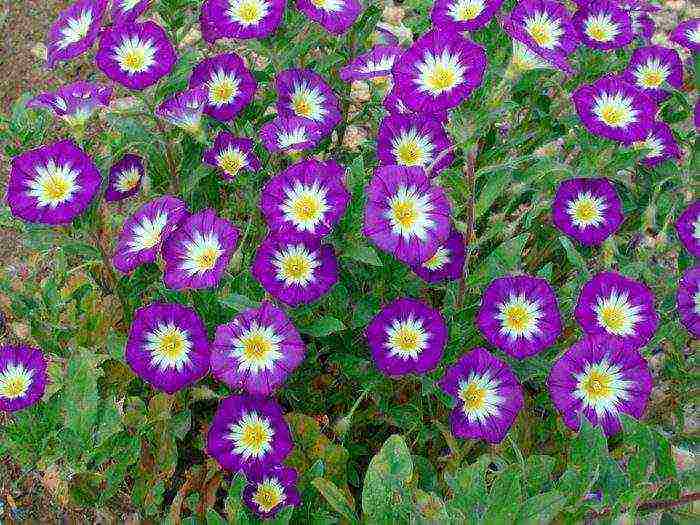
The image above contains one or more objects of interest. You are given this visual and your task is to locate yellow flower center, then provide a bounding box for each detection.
[502,304,530,332]
[292,95,312,118]
[122,49,147,72]
[243,333,273,361]
[427,65,457,93]
[281,255,311,281]
[600,105,625,126]
[573,200,598,223]
[239,2,262,22]
[392,326,419,352]
[212,82,236,104]
[158,331,188,361]
[640,70,663,88]
[460,382,486,411]
[241,421,269,451]
[43,175,71,201]
[598,304,626,333]
[581,370,613,402]
[194,247,219,271]
[253,481,284,513]
[529,24,549,47]
[391,200,418,229]
[396,140,422,165]
[291,194,321,222]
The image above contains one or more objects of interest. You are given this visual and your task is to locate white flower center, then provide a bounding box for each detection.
[686,26,700,44]
[359,55,396,74]
[227,0,270,26]
[592,92,638,128]
[310,0,344,12]
[231,322,283,374]
[496,293,544,340]
[632,133,664,158]
[273,244,320,287]
[207,70,241,106]
[113,36,157,74]
[573,359,632,416]
[115,167,141,193]
[58,9,93,49]
[252,478,286,513]
[566,191,607,228]
[633,58,670,89]
[693,216,700,241]
[146,322,192,371]
[594,289,644,336]
[128,212,168,252]
[228,412,274,460]
[458,372,503,423]
[385,185,435,240]
[290,81,327,122]
[415,49,466,96]
[181,232,224,275]
[423,247,450,271]
[0,363,33,400]
[391,128,435,167]
[510,40,550,71]
[121,0,141,9]
[277,126,309,149]
[384,315,429,360]
[447,0,485,21]
[280,180,330,232]
[27,160,79,208]
[584,13,621,42]
[524,11,563,49]
[217,147,248,177]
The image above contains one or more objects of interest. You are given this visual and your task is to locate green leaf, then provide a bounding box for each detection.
[444,455,490,522]
[312,478,358,524]
[483,466,522,524]
[361,434,413,524]
[219,293,260,313]
[517,491,567,525]
[412,490,450,524]
[205,509,227,525]
[558,236,589,274]
[468,233,530,286]
[343,245,383,267]
[299,316,345,337]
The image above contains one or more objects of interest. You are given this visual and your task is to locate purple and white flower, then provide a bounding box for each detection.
[46,0,107,67]
[252,232,338,306]
[295,0,362,35]
[363,165,451,265]
[259,116,324,153]
[548,335,652,436]
[572,75,656,142]
[552,177,624,246]
[476,275,562,359]
[367,298,447,377]
[27,81,112,129]
[391,29,487,113]
[411,228,465,284]
[676,201,700,257]
[243,465,301,519]
[670,18,700,54]
[339,45,403,82]
[203,132,261,180]
[573,0,633,50]
[189,53,257,122]
[439,347,524,444]
[260,159,350,237]
[125,302,211,394]
[162,209,240,290]
[431,0,504,32]
[6,140,100,225]
[200,0,286,42]
[575,271,659,350]
[677,267,700,338]
[0,346,48,413]
[96,21,176,90]
[155,86,209,135]
[211,301,306,395]
[622,46,683,103]
[111,0,151,23]
[628,121,681,167]
[376,113,454,174]
[112,196,189,273]
[276,69,341,135]
[207,394,293,476]
[105,154,144,202]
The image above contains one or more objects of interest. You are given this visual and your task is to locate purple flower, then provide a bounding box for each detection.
[6,140,100,225]
[200,0,286,42]
[670,18,700,54]
[46,0,107,67]
[276,69,341,135]
[431,0,504,31]
[383,88,449,123]
[260,159,350,237]
[548,335,652,436]
[162,209,240,290]
[438,348,524,444]
[111,0,151,23]
[126,302,210,394]
[677,267,700,338]
[243,465,301,519]
[112,196,189,273]
[377,113,454,174]
[411,228,465,283]
[252,232,338,306]
[96,21,176,90]
[296,0,361,35]
[695,100,700,129]
[203,132,261,180]
[575,271,659,350]
[552,177,624,246]
[189,53,257,122]
[627,121,681,167]
[0,346,48,413]
[339,45,403,82]
[502,0,579,74]
[391,29,487,113]
[211,301,306,395]
[573,0,633,50]
[155,86,209,135]
[26,81,112,129]
[476,275,562,359]
[622,46,683,103]
[363,165,451,265]
[367,298,447,377]
[259,116,324,153]
[207,394,293,476]
[676,201,700,257]
[572,75,656,142]
[105,154,144,202]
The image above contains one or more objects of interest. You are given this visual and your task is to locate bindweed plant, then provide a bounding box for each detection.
[0,0,698,523]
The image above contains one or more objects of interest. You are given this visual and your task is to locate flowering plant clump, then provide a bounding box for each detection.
[0,0,697,522]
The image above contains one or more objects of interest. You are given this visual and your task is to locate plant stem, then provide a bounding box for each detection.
[457,143,479,308]
[587,492,700,518]
[155,118,179,194]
